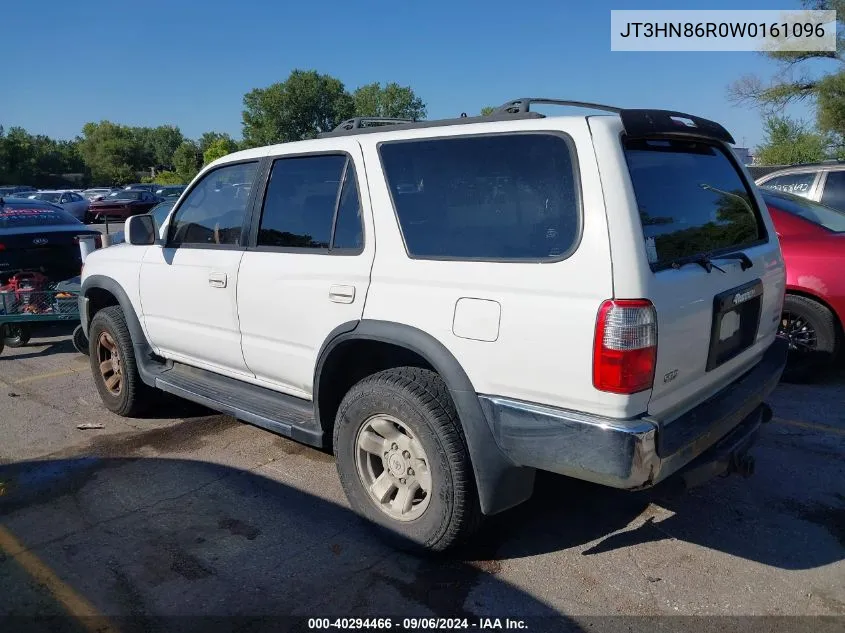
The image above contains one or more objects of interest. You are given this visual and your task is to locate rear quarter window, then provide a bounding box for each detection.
[624,138,765,269]
[379,133,581,261]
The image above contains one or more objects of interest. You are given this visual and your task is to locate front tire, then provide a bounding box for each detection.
[88,306,151,416]
[779,294,840,382]
[333,367,481,552]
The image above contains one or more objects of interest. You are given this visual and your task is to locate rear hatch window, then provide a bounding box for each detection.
[0,206,77,229]
[623,138,766,270]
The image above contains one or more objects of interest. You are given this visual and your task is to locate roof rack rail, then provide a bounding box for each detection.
[331,117,416,132]
[496,98,622,115]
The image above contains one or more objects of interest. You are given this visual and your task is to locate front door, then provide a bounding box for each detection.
[139,160,260,377]
[237,144,374,398]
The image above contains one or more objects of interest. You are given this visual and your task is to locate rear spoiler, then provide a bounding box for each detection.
[496,99,735,145]
[620,109,735,145]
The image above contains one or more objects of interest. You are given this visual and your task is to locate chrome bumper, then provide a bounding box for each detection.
[478,338,788,489]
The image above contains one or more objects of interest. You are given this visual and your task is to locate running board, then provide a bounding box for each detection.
[154,362,324,448]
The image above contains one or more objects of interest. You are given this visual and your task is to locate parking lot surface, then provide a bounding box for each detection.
[0,325,843,628]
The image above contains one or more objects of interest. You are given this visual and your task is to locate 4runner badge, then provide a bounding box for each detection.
[733,288,757,305]
[663,369,678,384]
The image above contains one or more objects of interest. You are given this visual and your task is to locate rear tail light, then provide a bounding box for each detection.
[593,299,657,394]
[0,243,5,251]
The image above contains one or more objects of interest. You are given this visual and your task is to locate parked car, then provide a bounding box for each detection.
[78,99,787,551]
[756,161,845,212]
[760,189,844,381]
[82,188,118,202]
[123,183,159,194]
[87,189,160,222]
[0,185,36,196]
[0,196,100,282]
[153,185,185,200]
[25,190,90,222]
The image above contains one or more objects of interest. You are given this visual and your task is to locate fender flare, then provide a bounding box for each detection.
[314,319,535,515]
[81,275,157,387]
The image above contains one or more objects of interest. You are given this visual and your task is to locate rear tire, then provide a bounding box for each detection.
[333,367,482,552]
[72,324,89,356]
[779,294,840,382]
[3,324,31,348]
[88,306,151,416]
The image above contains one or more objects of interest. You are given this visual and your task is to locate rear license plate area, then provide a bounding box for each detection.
[706,279,763,371]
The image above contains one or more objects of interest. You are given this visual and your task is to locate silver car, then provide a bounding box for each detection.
[25,190,90,222]
[755,162,845,213]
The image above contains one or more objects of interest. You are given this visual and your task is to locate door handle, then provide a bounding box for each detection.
[208,272,227,288]
[329,285,355,304]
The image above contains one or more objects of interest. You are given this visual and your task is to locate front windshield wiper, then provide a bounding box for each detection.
[671,254,726,273]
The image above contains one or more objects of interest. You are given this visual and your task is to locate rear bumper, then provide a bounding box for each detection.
[478,337,787,489]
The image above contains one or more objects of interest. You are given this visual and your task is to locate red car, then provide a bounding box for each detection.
[87,189,160,222]
[761,188,845,380]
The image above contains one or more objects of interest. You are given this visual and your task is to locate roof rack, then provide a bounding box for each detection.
[496,98,623,115]
[331,117,415,132]
[316,97,734,144]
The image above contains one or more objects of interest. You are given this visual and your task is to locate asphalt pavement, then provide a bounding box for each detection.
[0,325,842,630]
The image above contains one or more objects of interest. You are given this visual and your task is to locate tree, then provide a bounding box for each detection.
[242,70,354,146]
[79,121,143,185]
[480,106,496,116]
[352,82,426,120]
[148,170,184,185]
[754,116,828,165]
[172,140,202,183]
[729,1,845,142]
[203,137,239,165]
[198,131,236,154]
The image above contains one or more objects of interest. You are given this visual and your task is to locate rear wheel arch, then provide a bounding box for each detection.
[784,287,844,340]
[313,319,535,515]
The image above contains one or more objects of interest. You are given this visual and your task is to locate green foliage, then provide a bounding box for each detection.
[480,106,496,116]
[151,170,184,185]
[133,125,184,168]
[203,137,239,165]
[728,1,845,143]
[172,141,202,183]
[78,121,143,185]
[242,70,355,146]
[199,131,235,154]
[0,126,86,186]
[754,116,827,165]
[352,83,426,120]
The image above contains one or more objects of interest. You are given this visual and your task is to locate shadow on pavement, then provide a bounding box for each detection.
[0,456,571,631]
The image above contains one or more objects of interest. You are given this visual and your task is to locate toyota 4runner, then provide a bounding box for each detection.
[79,98,788,551]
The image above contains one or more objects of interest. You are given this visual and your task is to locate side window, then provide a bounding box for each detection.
[332,162,363,250]
[820,171,845,211]
[761,172,816,197]
[60,193,71,203]
[258,154,362,252]
[169,161,258,246]
[379,133,580,260]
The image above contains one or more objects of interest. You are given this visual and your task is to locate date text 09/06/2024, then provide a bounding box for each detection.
[307,618,528,630]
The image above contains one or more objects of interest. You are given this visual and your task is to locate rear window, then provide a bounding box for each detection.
[765,190,845,232]
[0,206,78,229]
[379,133,581,260]
[624,138,764,269]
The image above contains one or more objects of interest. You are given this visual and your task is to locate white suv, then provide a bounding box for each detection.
[79,98,788,551]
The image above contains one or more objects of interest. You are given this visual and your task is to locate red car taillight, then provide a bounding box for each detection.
[0,243,5,251]
[593,299,657,394]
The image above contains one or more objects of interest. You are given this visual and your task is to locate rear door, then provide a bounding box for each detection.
[621,137,785,421]
[236,140,373,399]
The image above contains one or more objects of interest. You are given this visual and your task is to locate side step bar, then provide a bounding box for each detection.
[152,362,325,448]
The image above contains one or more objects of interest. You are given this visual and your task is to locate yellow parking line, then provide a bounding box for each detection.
[0,524,118,633]
[13,368,82,384]
[772,417,845,437]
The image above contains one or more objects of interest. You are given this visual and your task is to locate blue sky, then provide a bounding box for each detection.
[1,0,828,148]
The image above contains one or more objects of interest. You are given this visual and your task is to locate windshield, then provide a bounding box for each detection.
[33,192,62,203]
[764,190,845,232]
[624,138,764,269]
[0,205,78,229]
[109,191,142,200]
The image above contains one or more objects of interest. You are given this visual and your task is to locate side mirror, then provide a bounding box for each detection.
[125,214,157,245]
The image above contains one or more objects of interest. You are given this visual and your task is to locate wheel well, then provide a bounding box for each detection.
[785,289,844,337]
[316,340,436,435]
[85,287,119,325]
